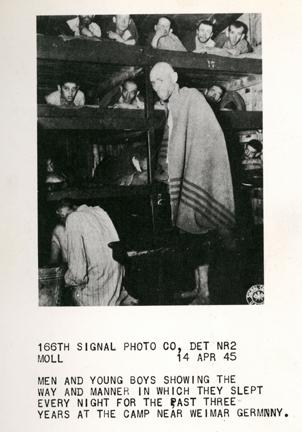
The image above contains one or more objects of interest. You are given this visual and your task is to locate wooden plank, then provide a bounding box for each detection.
[38,117,148,130]
[111,229,216,256]
[212,13,242,37]
[38,105,262,131]
[218,111,262,130]
[143,47,262,74]
[38,105,165,130]
[144,66,156,233]
[37,35,262,75]
[97,67,142,95]
[45,183,168,201]
[37,35,143,65]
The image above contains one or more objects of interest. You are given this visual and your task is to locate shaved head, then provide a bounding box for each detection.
[151,62,175,76]
[121,80,138,104]
[158,17,171,26]
[155,17,171,34]
[150,62,178,101]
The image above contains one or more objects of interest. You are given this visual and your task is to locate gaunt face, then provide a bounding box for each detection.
[115,15,130,33]
[228,25,244,46]
[150,63,177,102]
[60,82,79,103]
[196,23,213,43]
[79,15,94,26]
[122,81,138,104]
[206,85,223,103]
[155,17,171,36]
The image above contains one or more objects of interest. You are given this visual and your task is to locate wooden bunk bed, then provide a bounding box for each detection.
[37,34,263,304]
[37,35,262,193]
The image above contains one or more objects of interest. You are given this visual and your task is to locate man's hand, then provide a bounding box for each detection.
[113,102,136,109]
[155,27,169,38]
[121,294,139,306]
[108,31,123,42]
[80,26,94,37]
[154,101,166,110]
[225,48,240,56]
[151,28,171,48]
[193,47,210,54]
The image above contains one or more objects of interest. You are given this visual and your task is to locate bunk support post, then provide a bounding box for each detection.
[144,65,155,184]
[144,65,157,236]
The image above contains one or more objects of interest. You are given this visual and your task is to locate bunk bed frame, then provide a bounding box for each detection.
[37,35,263,304]
[37,34,262,203]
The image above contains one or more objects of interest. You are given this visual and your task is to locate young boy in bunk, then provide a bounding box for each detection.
[45,76,85,107]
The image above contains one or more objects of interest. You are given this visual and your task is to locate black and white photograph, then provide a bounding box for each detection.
[37,13,263,307]
[2,1,302,431]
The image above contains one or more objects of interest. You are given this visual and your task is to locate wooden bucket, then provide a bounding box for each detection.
[38,266,65,306]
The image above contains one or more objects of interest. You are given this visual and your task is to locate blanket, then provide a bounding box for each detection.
[167,86,236,241]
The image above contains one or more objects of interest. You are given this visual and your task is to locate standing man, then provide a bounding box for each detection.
[150,62,235,241]
[150,63,235,302]
[55,200,134,306]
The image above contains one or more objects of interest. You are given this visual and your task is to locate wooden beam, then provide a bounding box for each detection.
[143,47,262,74]
[38,105,166,130]
[211,13,242,37]
[45,183,168,201]
[144,65,157,233]
[218,111,262,130]
[97,66,142,98]
[110,229,216,259]
[38,105,262,131]
[37,35,262,75]
[37,35,143,65]
[98,86,121,108]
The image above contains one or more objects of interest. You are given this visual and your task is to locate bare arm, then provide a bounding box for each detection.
[50,241,61,265]
[64,214,88,286]
[108,31,135,45]
[121,38,135,46]
[151,28,167,48]
[80,26,94,37]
